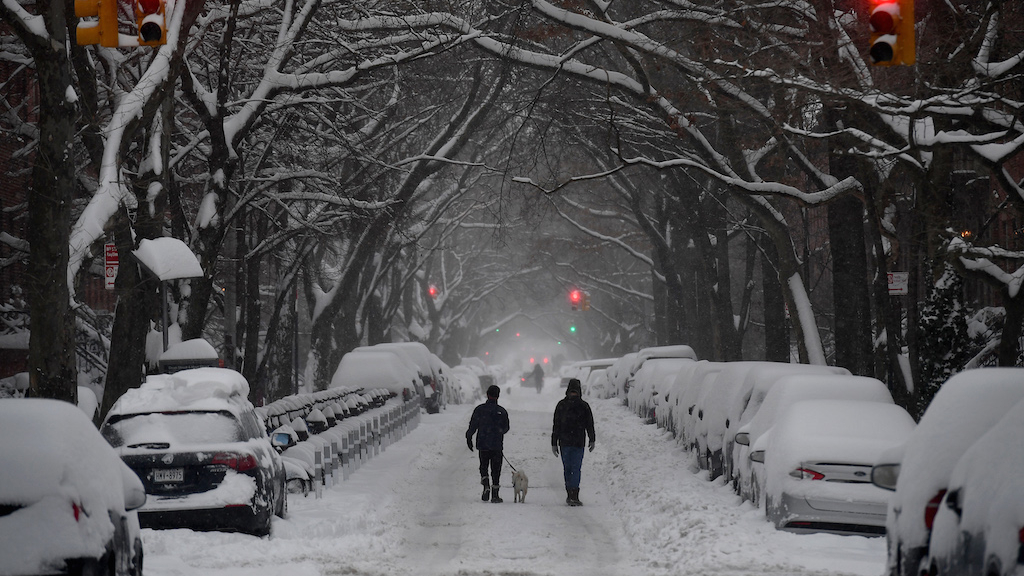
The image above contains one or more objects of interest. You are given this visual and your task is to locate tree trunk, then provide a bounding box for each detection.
[828,193,873,375]
[27,13,77,401]
[997,287,1024,366]
[761,234,789,362]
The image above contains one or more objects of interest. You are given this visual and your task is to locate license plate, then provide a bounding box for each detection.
[154,468,184,483]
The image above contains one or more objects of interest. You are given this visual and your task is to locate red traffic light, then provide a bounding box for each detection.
[868,0,914,66]
[135,0,166,46]
[869,0,898,34]
[569,289,581,303]
[427,284,438,298]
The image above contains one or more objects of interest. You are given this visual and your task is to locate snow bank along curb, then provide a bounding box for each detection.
[257,389,422,497]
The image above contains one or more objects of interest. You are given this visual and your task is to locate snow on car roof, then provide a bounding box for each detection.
[107,367,252,416]
[741,374,894,442]
[637,345,697,362]
[932,395,1024,567]
[159,338,218,361]
[330,350,418,392]
[892,367,1024,547]
[132,237,203,281]
[364,342,435,375]
[0,398,129,513]
[767,400,915,469]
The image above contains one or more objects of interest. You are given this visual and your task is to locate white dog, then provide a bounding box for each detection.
[512,469,529,503]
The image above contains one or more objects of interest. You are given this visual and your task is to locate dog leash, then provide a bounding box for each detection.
[502,453,518,473]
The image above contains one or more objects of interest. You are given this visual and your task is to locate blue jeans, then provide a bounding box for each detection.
[560,446,585,489]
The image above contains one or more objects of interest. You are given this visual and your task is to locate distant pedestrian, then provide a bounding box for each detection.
[467,384,510,503]
[551,378,595,506]
[531,363,545,392]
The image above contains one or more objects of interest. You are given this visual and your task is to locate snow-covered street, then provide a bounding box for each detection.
[142,378,887,576]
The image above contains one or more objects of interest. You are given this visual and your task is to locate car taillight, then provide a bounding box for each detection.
[1018,527,1024,564]
[72,502,82,521]
[789,468,825,480]
[212,452,258,472]
[924,489,947,530]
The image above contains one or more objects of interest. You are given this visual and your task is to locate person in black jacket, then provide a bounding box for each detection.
[551,378,596,506]
[467,385,511,503]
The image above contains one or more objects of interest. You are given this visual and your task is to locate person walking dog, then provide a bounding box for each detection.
[467,384,510,503]
[551,378,595,506]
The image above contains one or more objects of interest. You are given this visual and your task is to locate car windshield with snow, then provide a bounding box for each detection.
[100,368,287,536]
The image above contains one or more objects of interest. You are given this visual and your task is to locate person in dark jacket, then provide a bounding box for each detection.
[531,362,545,392]
[467,384,511,503]
[551,378,596,506]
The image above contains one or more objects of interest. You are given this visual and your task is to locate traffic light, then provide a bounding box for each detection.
[569,325,576,333]
[868,0,914,66]
[75,0,118,47]
[135,0,166,46]
[582,293,591,311]
[569,289,581,311]
[427,284,438,299]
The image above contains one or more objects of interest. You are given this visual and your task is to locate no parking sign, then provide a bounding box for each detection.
[104,243,118,290]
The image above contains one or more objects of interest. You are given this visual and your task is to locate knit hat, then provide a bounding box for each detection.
[487,384,501,399]
[566,379,582,396]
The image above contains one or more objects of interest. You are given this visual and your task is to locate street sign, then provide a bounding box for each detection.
[104,243,119,290]
[888,272,908,295]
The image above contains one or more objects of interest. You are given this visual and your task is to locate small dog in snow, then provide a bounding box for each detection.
[512,469,529,503]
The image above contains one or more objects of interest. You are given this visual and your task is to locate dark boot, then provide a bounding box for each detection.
[569,488,582,506]
[566,489,573,505]
[490,486,503,503]
[481,477,490,502]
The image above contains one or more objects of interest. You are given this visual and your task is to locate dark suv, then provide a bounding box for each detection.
[101,368,286,536]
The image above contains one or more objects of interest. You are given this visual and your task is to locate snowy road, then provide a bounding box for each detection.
[143,378,887,576]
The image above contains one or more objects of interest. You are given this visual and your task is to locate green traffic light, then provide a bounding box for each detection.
[570,325,576,332]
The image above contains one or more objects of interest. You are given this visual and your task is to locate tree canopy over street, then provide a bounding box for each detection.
[2,0,1023,419]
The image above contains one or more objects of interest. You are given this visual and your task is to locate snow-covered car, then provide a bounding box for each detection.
[685,361,775,480]
[356,342,446,412]
[627,357,695,424]
[873,368,1024,576]
[737,374,895,506]
[560,358,618,388]
[757,399,915,536]
[0,398,146,576]
[449,366,483,404]
[667,360,723,447]
[926,395,1024,576]
[623,345,698,397]
[100,368,287,536]
[331,349,424,403]
[582,368,611,398]
[726,362,850,494]
[606,352,638,398]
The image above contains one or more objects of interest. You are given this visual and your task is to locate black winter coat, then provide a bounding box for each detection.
[552,395,595,448]
[466,399,510,451]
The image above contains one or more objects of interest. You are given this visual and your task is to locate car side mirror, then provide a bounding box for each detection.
[749,450,765,463]
[271,432,293,449]
[120,462,147,511]
[945,488,962,516]
[870,463,900,491]
[734,432,750,446]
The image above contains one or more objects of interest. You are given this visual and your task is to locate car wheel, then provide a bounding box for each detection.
[253,511,273,537]
[131,540,144,576]
[750,476,761,508]
[276,484,288,518]
[69,552,113,576]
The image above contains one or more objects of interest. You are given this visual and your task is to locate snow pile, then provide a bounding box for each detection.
[132,237,203,281]
[109,367,251,415]
[160,338,218,361]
